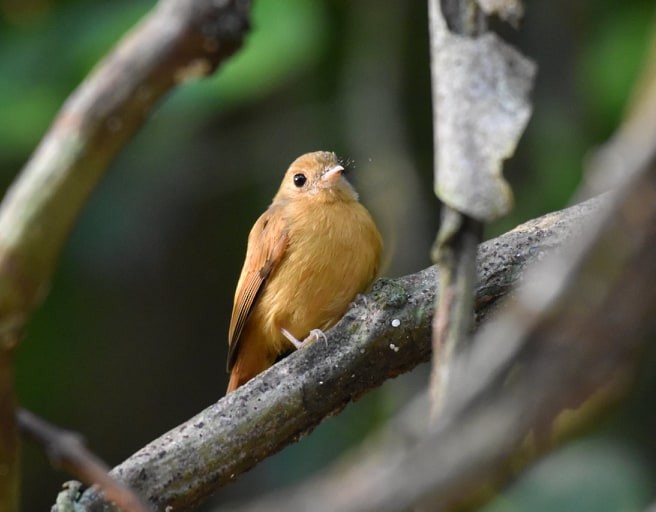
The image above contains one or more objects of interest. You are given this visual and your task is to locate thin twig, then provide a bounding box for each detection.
[18,408,151,512]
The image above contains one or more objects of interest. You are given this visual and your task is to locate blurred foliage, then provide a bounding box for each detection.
[484,438,653,512]
[172,0,331,110]
[0,0,655,510]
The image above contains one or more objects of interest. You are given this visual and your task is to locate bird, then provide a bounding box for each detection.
[226,151,382,393]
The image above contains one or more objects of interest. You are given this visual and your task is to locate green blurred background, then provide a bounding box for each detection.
[2,0,655,510]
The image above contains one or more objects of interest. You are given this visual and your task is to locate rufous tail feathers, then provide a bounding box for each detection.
[226,348,271,394]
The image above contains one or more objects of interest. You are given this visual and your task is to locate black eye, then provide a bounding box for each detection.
[293,173,307,188]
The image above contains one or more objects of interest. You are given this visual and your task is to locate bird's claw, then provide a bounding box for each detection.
[281,327,328,349]
[309,328,328,347]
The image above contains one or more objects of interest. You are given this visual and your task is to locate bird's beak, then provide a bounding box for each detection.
[321,164,344,183]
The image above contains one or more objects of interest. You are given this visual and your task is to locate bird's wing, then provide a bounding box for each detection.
[227,209,289,372]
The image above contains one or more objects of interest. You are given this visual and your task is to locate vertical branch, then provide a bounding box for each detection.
[440,0,486,33]
[0,351,18,512]
[429,209,482,417]
[428,0,486,419]
[427,0,534,418]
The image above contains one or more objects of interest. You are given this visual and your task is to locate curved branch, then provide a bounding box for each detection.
[0,2,249,510]
[0,0,250,337]
[61,196,606,512]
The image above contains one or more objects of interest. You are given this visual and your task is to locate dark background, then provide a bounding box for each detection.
[2,0,655,510]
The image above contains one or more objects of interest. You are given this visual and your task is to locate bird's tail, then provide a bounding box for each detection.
[225,349,271,394]
[226,370,243,394]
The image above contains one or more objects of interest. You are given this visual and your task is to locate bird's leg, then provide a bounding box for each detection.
[281,327,327,350]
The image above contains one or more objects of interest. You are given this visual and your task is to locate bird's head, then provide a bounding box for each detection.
[274,151,358,203]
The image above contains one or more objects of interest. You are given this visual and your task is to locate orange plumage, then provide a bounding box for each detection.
[226,151,382,393]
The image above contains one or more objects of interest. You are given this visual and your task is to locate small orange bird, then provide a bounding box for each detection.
[226,151,382,393]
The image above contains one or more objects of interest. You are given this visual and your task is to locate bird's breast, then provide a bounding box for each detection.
[257,200,381,352]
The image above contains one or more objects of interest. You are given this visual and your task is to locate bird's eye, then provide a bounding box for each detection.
[293,173,307,188]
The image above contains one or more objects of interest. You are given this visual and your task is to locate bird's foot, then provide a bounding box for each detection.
[281,327,327,350]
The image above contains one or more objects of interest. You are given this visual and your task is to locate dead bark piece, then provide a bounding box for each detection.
[429,2,536,221]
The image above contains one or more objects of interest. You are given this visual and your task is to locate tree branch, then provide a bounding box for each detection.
[0,1,250,509]
[238,32,656,512]
[0,0,250,336]
[0,353,18,511]
[57,195,607,512]
[223,161,656,512]
[426,0,535,418]
[17,409,150,512]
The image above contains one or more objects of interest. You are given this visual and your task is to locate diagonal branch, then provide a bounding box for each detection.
[58,195,607,512]
[18,409,150,512]
[300,169,655,512]
[223,158,656,512]
[224,63,656,506]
